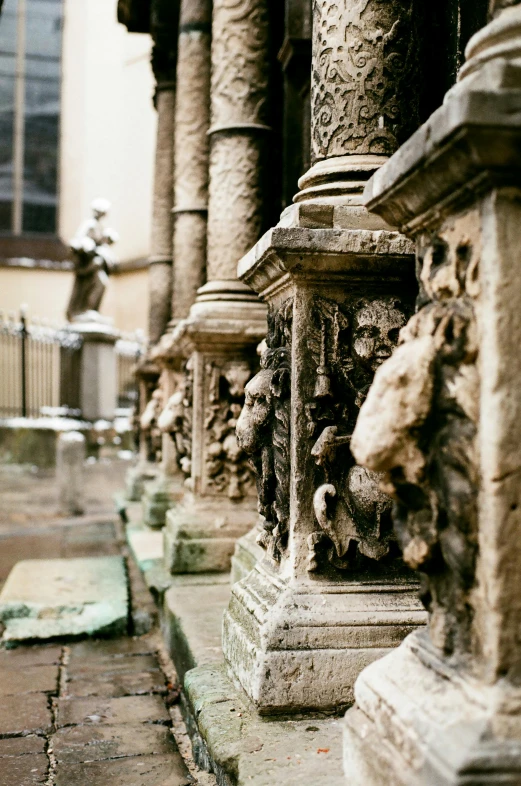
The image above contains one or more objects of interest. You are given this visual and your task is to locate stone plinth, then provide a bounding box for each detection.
[72,314,118,422]
[163,297,266,574]
[344,7,521,783]
[222,226,425,713]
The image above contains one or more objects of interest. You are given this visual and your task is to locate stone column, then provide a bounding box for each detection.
[148,83,175,347]
[143,0,212,529]
[344,5,521,783]
[162,0,269,574]
[221,0,428,714]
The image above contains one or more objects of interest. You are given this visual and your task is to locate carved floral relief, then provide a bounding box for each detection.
[312,0,421,160]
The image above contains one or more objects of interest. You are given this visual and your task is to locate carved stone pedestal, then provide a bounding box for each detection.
[222,228,425,713]
[344,7,521,782]
[163,298,266,573]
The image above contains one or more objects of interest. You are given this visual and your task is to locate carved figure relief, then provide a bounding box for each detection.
[352,217,480,655]
[307,295,409,573]
[204,359,255,500]
[158,364,193,478]
[236,299,292,563]
[311,0,421,161]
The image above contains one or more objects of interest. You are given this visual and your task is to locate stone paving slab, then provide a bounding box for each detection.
[68,635,157,660]
[0,557,128,643]
[55,753,191,786]
[0,753,48,785]
[56,694,170,727]
[0,645,61,668]
[52,724,177,764]
[183,663,345,786]
[0,664,58,696]
[0,693,52,736]
[66,670,166,698]
[67,653,158,676]
[0,736,46,757]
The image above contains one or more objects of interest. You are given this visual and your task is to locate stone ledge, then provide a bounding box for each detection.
[182,663,345,786]
[163,577,230,682]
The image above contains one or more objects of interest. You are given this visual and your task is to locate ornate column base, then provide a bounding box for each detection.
[141,472,186,529]
[223,562,425,714]
[163,493,258,573]
[343,630,521,785]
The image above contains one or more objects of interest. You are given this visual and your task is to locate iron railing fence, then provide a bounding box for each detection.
[0,310,83,418]
[0,309,144,419]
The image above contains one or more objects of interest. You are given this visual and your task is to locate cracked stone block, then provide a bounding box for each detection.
[55,694,170,727]
[0,753,48,786]
[55,754,190,786]
[52,724,177,763]
[0,693,52,736]
[0,557,128,643]
[0,664,58,696]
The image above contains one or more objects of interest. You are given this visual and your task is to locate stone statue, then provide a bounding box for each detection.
[66,198,119,322]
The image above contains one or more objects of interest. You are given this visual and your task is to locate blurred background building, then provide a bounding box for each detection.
[0,0,156,333]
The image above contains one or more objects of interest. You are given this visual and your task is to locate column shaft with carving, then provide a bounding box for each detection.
[162,0,270,573]
[143,0,213,529]
[222,0,427,714]
[344,5,521,784]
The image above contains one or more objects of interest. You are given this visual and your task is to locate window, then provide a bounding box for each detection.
[0,0,63,235]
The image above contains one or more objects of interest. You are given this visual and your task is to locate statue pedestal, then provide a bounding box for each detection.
[73,313,118,422]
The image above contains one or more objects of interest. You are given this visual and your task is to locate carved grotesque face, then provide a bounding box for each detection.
[224,361,251,398]
[236,369,273,455]
[352,299,406,372]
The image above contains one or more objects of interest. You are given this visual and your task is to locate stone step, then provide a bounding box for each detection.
[183,663,345,786]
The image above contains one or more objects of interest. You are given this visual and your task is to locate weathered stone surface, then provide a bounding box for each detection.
[0,557,128,643]
[163,578,229,681]
[0,693,52,736]
[0,664,58,696]
[0,753,48,785]
[56,695,169,727]
[183,663,345,786]
[0,736,46,757]
[55,754,190,786]
[52,724,177,764]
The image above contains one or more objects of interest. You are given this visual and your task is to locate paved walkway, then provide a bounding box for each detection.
[0,460,216,786]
